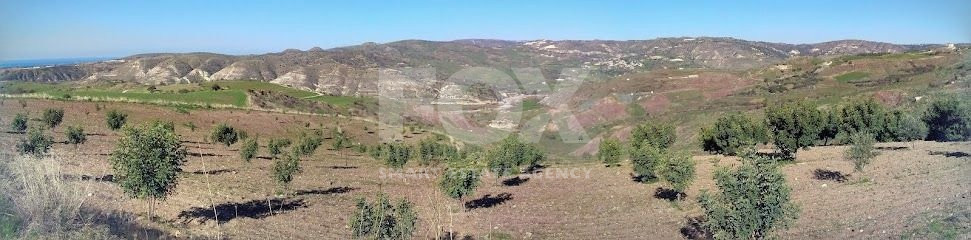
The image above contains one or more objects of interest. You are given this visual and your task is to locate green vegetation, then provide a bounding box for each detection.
[699,153,798,239]
[105,110,128,131]
[294,130,324,157]
[439,153,482,200]
[109,122,187,219]
[845,131,877,172]
[65,125,87,145]
[17,127,54,156]
[210,123,242,147]
[835,71,870,83]
[700,113,769,156]
[659,152,695,196]
[239,137,259,162]
[418,137,458,166]
[267,138,292,159]
[272,151,302,194]
[10,113,27,133]
[836,98,886,140]
[923,96,971,141]
[486,135,545,179]
[382,142,413,169]
[630,144,664,182]
[520,98,542,111]
[598,137,623,167]
[349,194,418,240]
[41,108,64,129]
[765,100,822,159]
[630,121,676,150]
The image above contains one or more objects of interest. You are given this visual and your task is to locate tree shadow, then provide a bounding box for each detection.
[928,151,970,158]
[91,209,170,239]
[293,186,356,196]
[813,169,849,182]
[437,231,475,240]
[631,173,659,184]
[177,197,308,224]
[524,164,546,174]
[326,165,360,169]
[187,169,234,175]
[188,152,228,157]
[502,176,529,186]
[654,187,685,201]
[679,216,712,240]
[876,146,908,150]
[464,193,513,210]
[64,174,114,182]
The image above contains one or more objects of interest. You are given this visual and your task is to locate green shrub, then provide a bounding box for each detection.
[836,99,886,141]
[845,131,877,172]
[486,135,545,178]
[210,123,240,146]
[881,110,928,141]
[659,152,696,195]
[598,137,623,167]
[239,137,259,162]
[108,122,187,218]
[630,121,676,150]
[439,153,482,200]
[765,100,823,159]
[349,194,418,240]
[272,151,302,193]
[698,153,799,239]
[294,131,323,156]
[41,108,64,129]
[818,108,841,145]
[267,138,292,159]
[630,144,665,182]
[700,113,769,156]
[105,110,128,131]
[17,128,54,156]
[923,96,971,141]
[419,137,459,166]
[383,142,412,169]
[10,113,27,133]
[65,125,87,145]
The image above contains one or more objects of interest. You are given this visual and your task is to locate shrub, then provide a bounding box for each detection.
[837,99,886,140]
[10,113,27,133]
[845,131,877,172]
[17,128,54,156]
[383,142,412,169]
[267,138,292,159]
[239,137,259,162]
[765,100,823,159]
[486,135,545,178]
[349,194,418,240]
[818,108,841,145]
[698,153,799,239]
[923,96,971,141]
[272,151,302,193]
[881,110,928,141]
[659,152,695,195]
[630,121,676,150]
[630,144,665,182]
[108,122,187,218]
[41,108,64,129]
[439,154,482,200]
[210,123,240,146]
[418,137,459,166]
[598,137,623,167]
[700,113,769,156]
[294,131,323,156]
[65,125,86,145]
[105,110,128,131]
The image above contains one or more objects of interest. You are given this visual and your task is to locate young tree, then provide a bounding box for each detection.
[41,108,64,130]
[439,152,483,201]
[698,153,799,239]
[630,121,676,150]
[331,128,352,166]
[837,98,886,140]
[105,110,128,131]
[210,123,240,146]
[17,127,54,156]
[817,108,841,145]
[700,113,769,156]
[65,125,87,145]
[267,138,292,159]
[294,131,323,156]
[923,96,971,142]
[349,194,418,240]
[598,137,623,167]
[418,137,458,166]
[239,137,259,162]
[881,110,928,141]
[630,144,665,182]
[659,152,695,198]
[486,135,545,181]
[383,142,412,169]
[764,100,823,159]
[108,122,187,219]
[845,131,877,172]
[10,113,27,133]
[272,151,302,194]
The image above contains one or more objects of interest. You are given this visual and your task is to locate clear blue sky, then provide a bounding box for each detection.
[1,0,968,60]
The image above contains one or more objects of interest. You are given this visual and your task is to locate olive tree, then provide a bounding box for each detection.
[383,142,412,169]
[272,151,302,194]
[109,122,187,219]
[239,137,259,162]
[698,153,799,239]
[105,110,128,131]
[17,127,54,156]
[598,137,623,167]
[844,131,877,172]
[419,137,458,166]
[267,138,291,159]
[210,123,241,146]
[486,135,545,181]
[764,100,823,159]
[700,113,769,156]
[630,144,665,182]
[659,152,696,198]
[349,194,418,240]
[439,152,483,201]
[836,98,886,141]
[41,108,64,130]
[923,96,971,142]
[10,113,27,133]
[630,121,676,150]
[65,125,87,145]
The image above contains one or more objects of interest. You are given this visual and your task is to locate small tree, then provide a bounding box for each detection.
[630,144,665,182]
[845,131,877,172]
[598,137,623,167]
[837,98,886,140]
[881,110,928,141]
[818,108,841,145]
[65,125,87,145]
[294,131,323,156]
[700,113,769,156]
[923,96,971,142]
[439,152,483,201]
[17,127,54,156]
[659,152,695,198]
[105,110,128,131]
[698,153,799,239]
[418,137,458,166]
[239,137,259,162]
[10,113,27,133]
[210,123,240,146]
[765,100,823,159]
[349,194,418,240]
[383,142,412,169]
[41,108,64,130]
[267,138,292,159]
[486,135,545,182]
[630,121,676,150]
[272,151,302,194]
[109,122,187,219]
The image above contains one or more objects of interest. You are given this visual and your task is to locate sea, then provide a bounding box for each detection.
[0,57,116,69]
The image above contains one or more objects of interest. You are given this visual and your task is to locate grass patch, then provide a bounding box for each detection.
[835,71,870,83]
[521,99,541,111]
[0,197,21,239]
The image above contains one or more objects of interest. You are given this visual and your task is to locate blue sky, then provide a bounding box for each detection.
[1,0,968,60]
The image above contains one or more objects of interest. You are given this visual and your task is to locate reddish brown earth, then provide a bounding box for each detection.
[1,99,969,239]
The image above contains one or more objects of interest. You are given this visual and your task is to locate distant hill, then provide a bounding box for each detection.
[0,37,947,96]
